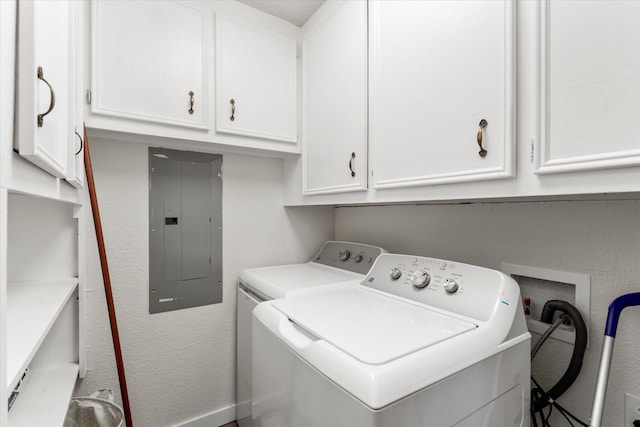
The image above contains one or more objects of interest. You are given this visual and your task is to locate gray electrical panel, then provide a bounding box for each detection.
[149,148,222,314]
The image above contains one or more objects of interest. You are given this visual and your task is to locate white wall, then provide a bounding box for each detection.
[335,200,640,427]
[76,137,333,426]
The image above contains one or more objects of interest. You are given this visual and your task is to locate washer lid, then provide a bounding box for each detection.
[272,288,477,365]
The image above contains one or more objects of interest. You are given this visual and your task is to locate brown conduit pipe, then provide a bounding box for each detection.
[83,125,134,427]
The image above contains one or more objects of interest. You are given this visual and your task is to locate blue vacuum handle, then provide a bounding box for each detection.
[605,292,640,337]
[591,292,640,426]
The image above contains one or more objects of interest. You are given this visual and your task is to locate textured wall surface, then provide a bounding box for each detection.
[335,200,640,427]
[76,138,333,426]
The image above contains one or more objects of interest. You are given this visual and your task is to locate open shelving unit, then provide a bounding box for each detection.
[8,363,79,427]
[7,279,79,392]
[1,192,83,427]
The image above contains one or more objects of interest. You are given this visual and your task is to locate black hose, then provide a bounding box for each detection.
[532,300,588,413]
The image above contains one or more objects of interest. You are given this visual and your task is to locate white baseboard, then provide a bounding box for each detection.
[177,404,236,427]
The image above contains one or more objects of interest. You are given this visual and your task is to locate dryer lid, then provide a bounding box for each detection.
[272,287,477,365]
[240,262,362,299]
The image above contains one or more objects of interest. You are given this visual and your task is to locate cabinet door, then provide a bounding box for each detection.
[536,0,640,174]
[16,0,73,179]
[67,0,85,189]
[215,13,297,143]
[370,0,515,189]
[92,1,207,129]
[302,1,368,194]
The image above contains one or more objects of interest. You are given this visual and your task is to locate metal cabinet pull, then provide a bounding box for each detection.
[349,152,356,177]
[74,129,83,155]
[37,66,56,127]
[230,99,235,121]
[188,91,195,114]
[477,119,488,158]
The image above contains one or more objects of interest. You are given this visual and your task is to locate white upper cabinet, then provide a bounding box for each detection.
[302,1,368,194]
[91,0,208,129]
[215,13,297,143]
[369,0,515,189]
[536,0,640,174]
[16,0,74,179]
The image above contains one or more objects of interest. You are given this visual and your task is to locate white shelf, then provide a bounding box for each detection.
[6,279,78,392]
[8,363,79,427]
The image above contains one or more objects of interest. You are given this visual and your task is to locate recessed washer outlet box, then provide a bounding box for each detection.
[501,263,590,346]
[625,392,640,426]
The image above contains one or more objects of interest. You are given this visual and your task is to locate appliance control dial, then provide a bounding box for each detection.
[411,271,431,289]
[338,250,350,261]
[389,267,402,280]
[444,279,459,294]
[353,254,363,263]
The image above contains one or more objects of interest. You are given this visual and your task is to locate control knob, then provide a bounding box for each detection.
[444,279,459,294]
[338,250,350,261]
[389,267,402,280]
[411,270,431,289]
[353,254,363,263]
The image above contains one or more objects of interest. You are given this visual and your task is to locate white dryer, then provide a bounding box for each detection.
[236,241,386,427]
[252,253,531,427]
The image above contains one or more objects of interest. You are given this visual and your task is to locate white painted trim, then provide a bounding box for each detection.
[303,183,369,195]
[0,188,8,426]
[74,203,87,378]
[176,403,236,427]
[374,169,514,190]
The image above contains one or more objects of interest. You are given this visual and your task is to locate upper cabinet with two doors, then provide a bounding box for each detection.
[299,0,515,199]
[289,0,640,205]
[88,0,299,153]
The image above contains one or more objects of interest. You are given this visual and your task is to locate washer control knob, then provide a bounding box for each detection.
[444,279,459,294]
[353,254,363,263]
[338,250,350,261]
[411,270,431,289]
[389,267,402,280]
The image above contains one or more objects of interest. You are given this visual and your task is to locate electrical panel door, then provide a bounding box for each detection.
[149,148,222,313]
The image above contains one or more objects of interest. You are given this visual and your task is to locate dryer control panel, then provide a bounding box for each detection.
[313,241,386,276]
[362,254,520,322]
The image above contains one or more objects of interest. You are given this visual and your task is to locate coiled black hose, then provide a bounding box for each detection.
[532,299,588,413]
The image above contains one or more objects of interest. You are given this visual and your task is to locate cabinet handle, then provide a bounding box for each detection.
[349,152,356,177]
[37,66,56,127]
[188,91,195,114]
[477,119,488,158]
[230,99,235,121]
[74,129,83,155]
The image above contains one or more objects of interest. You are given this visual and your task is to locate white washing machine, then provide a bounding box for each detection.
[252,253,531,427]
[236,241,386,427]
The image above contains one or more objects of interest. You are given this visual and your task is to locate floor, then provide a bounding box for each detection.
[220,422,238,427]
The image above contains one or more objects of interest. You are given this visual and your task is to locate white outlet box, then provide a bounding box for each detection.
[625,392,640,426]
[501,263,590,346]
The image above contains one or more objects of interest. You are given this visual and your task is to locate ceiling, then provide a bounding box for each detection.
[236,0,325,26]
